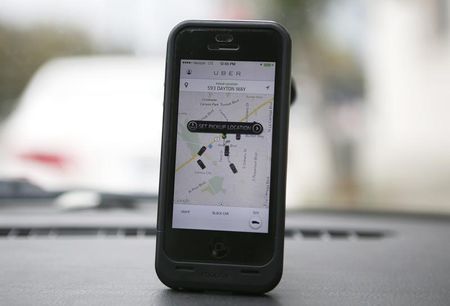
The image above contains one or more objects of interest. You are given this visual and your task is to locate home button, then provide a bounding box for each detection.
[210,239,229,259]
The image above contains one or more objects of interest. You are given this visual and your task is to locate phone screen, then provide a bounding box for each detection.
[172,59,276,233]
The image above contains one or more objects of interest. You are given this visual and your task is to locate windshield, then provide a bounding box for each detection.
[0,0,449,215]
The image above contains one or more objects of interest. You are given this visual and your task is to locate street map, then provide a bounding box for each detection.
[173,90,274,209]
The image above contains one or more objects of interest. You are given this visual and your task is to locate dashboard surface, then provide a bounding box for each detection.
[1,202,449,305]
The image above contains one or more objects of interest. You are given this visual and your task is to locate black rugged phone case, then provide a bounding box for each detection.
[155,20,291,294]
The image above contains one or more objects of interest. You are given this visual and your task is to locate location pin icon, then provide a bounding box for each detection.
[184,82,189,88]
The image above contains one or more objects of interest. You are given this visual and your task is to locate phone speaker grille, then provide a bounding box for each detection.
[207,43,240,51]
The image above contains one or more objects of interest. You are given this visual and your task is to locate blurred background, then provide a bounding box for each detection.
[0,0,449,214]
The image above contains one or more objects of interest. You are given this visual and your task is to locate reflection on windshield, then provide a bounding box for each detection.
[0,0,449,214]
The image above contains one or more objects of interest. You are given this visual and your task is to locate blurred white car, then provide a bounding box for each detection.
[0,56,164,194]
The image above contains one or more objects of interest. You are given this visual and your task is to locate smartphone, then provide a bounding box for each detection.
[156,20,291,293]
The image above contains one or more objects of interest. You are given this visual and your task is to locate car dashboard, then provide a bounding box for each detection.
[1,200,449,305]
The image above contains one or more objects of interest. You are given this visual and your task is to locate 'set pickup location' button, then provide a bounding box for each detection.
[187,120,263,135]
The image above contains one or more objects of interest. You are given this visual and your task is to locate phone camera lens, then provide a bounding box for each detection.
[215,33,233,43]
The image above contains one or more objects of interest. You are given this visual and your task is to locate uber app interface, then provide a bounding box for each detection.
[172,60,275,233]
